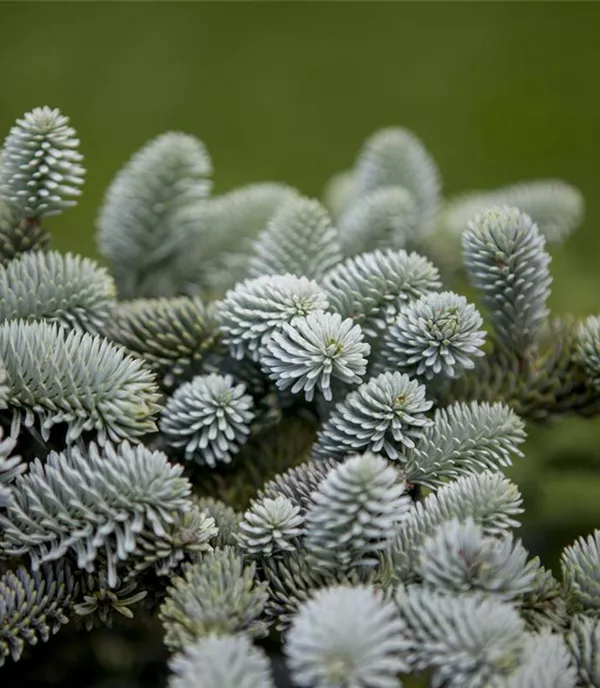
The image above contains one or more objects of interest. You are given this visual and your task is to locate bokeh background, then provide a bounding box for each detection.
[1,2,600,686]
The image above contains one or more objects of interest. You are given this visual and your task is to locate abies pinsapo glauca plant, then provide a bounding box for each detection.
[0,105,600,688]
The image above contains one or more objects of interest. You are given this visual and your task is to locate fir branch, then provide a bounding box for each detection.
[395,585,525,688]
[321,248,442,339]
[0,421,23,508]
[353,127,441,233]
[261,311,370,402]
[176,182,298,295]
[337,186,419,256]
[217,273,329,361]
[493,630,577,688]
[168,633,275,688]
[248,195,342,280]
[0,106,85,221]
[376,291,486,381]
[106,295,222,389]
[388,471,524,582]
[286,585,409,688]
[567,615,600,688]
[159,373,255,467]
[96,131,212,298]
[0,561,77,667]
[312,371,433,461]
[440,180,584,243]
[0,441,191,587]
[237,496,304,558]
[404,401,525,488]
[575,315,600,390]
[0,250,116,334]
[305,452,412,574]
[463,206,552,354]
[561,529,600,614]
[160,546,269,651]
[0,319,161,444]
[418,517,536,601]
[442,318,600,421]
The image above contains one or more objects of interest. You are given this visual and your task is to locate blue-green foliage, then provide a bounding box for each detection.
[0,106,597,688]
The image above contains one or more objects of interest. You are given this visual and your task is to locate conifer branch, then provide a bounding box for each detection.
[0,319,160,444]
[0,441,191,587]
[463,206,552,354]
[354,127,441,234]
[168,633,275,688]
[160,546,269,651]
[286,585,409,688]
[0,106,85,222]
[106,295,222,389]
[404,401,525,488]
[0,562,77,667]
[248,196,342,280]
[337,186,419,256]
[440,180,584,243]
[0,250,116,334]
[321,248,442,338]
[97,132,212,298]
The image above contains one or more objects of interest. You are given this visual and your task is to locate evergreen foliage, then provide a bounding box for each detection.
[0,319,160,444]
[576,315,600,390]
[159,546,269,651]
[105,294,221,389]
[321,247,442,338]
[439,180,584,243]
[0,250,116,333]
[0,423,23,508]
[312,371,433,461]
[1,106,600,688]
[561,530,600,614]
[175,182,298,295]
[305,452,411,574]
[395,585,526,687]
[337,186,419,256]
[96,131,212,299]
[286,585,409,688]
[0,562,76,666]
[353,127,441,234]
[248,195,342,280]
[416,517,536,600]
[463,206,552,354]
[0,107,84,222]
[404,400,525,488]
[375,290,486,380]
[568,615,600,687]
[217,273,329,361]
[261,311,370,402]
[159,373,255,467]
[168,633,275,688]
[0,441,191,586]
[237,495,304,558]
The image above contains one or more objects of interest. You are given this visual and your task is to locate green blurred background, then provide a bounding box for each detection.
[1,0,600,635]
